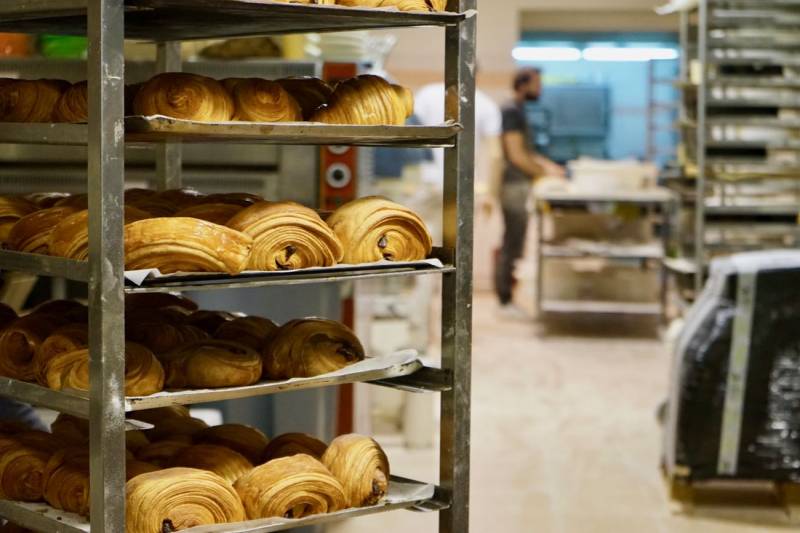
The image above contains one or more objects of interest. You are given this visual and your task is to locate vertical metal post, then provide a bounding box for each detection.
[441,1,475,532]
[155,42,182,190]
[535,201,544,316]
[87,1,126,532]
[695,0,708,294]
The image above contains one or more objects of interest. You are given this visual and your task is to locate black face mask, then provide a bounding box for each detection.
[525,91,540,102]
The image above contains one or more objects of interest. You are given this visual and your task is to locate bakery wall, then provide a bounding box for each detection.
[379,0,678,103]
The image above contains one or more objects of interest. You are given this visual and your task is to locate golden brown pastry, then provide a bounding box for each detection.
[234,454,345,519]
[172,444,253,483]
[52,81,88,123]
[224,78,302,122]
[0,314,66,382]
[14,430,61,454]
[196,424,270,465]
[0,421,31,435]
[126,430,150,453]
[145,416,209,442]
[263,318,365,379]
[200,36,282,60]
[227,201,343,271]
[156,188,206,210]
[322,434,389,507]
[126,467,246,533]
[33,323,88,385]
[184,310,236,334]
[43,448,90,516]
[43,342,165,397]
[160,340,262,389]
[125,292,198,313]
[50,413,89,445]
[311,75,413,126]
[276,77,333,119]
[0,446,50,502]
[124,217,253,275]
[6,206,80,254]
[0,303,17,333]
[174,203,243,226]
[327,196,432,263]
[31,299,87,320]
[0,196,38,244]
[126,459,160,481]
[203,192,263,207]
[127,405,190,426]
[53,193,88,210]
[337,0,445,11]
[133,73,234,122]
[136,438,193,468]
[261,432,328,463]
[214,316,278,351]
[127,195,179,218]
[126,319,208,355]
[49,206,152,260]
[0,79,68,123]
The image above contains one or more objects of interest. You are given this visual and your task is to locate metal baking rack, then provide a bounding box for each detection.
[664,0,800,294]
[0,1,476,532]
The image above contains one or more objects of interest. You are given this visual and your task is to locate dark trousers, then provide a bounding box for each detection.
[495,182,531,305]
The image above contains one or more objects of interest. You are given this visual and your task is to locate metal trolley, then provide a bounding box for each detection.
[0,2,476,532]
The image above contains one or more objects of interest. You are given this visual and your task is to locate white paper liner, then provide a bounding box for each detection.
[124,258,445,286]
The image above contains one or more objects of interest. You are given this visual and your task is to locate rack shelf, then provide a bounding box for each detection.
[540,300,663,316]
[0,477,442,533]
[0,120,462,148]
[0,0,465,40]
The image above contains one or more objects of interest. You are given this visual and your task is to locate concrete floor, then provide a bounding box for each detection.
[328,291,796,533]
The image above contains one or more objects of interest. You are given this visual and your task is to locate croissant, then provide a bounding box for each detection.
[14,430,61,454]
[156,188,206,210]
[327,196,432,263]
[196,424,270,465]
[203,192,264,207]
[49,206,152,260]
[0,314,66,382]
[136,439,193,467]
[0,446,50,501]
[33,323,88,385]
[125,292,198,312]
[124,217,253,275]
[0,421,31,436]
[263,318,365,379]
[234,454,346,519]
[0,79,68,123]
[50,414,89,445]
[146,416,209,442]
[174,203,243,226]
[133,73,234,122]
[126,467,246,533]
[261,432,328,462]
[276,77,333,119]
[6,206,80,254]
[0,303,17,333]
[126,320,208,355]
[311,75,413,126]
[126,459,160,481]
[224,78,302,122]
[322,434,389,507]
[43,448,90,516]
[227,201,343,271]
[127,405,190,426]
[185,310,236,334]
[0,196,38,244]
[31,299,87,320]
[214,316,278,350]
[53,194,88,210]
[172,444,253,483]
[160,340,262,389]
[126,430,150,453]
[127,195,179,217]
[52,81,88,123]
[336,0,445,11]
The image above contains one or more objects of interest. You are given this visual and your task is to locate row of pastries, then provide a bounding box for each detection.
[0,189,433,274]
[276,0,447,12]
[0,73,414,126]
[0,407,390,531]
[0,293,366,395]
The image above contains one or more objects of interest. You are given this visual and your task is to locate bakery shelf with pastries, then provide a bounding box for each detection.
[0,74,461,147]
[0,189,448,288]
[0,295,426,414]
[0,411,435,532]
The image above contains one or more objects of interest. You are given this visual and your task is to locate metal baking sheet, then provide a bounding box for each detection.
[0,477,434,533]
[123,351,423,411]
[126,116,462,147]
[0,0,466,41]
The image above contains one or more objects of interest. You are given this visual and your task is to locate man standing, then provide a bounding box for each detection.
[495,68,564,316]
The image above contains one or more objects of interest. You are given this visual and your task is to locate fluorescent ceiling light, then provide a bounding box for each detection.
[512,46,582,62]
[582,47,679,62]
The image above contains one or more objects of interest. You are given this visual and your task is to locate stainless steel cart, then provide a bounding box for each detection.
[0,2,476,532]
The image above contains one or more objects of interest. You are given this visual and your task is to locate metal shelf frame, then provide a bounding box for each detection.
[0,1,476,532]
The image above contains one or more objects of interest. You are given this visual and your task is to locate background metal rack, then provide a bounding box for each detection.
[666,0,800,295]
[0,1,476,532]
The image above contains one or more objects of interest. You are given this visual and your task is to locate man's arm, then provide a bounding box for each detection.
[502,130,545,179]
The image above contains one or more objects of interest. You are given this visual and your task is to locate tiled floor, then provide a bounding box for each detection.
[328,292,796,533]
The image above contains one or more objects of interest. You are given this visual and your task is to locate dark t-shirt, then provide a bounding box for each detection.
[501,101,531,186]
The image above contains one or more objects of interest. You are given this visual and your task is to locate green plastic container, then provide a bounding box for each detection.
[39,35,88,59]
